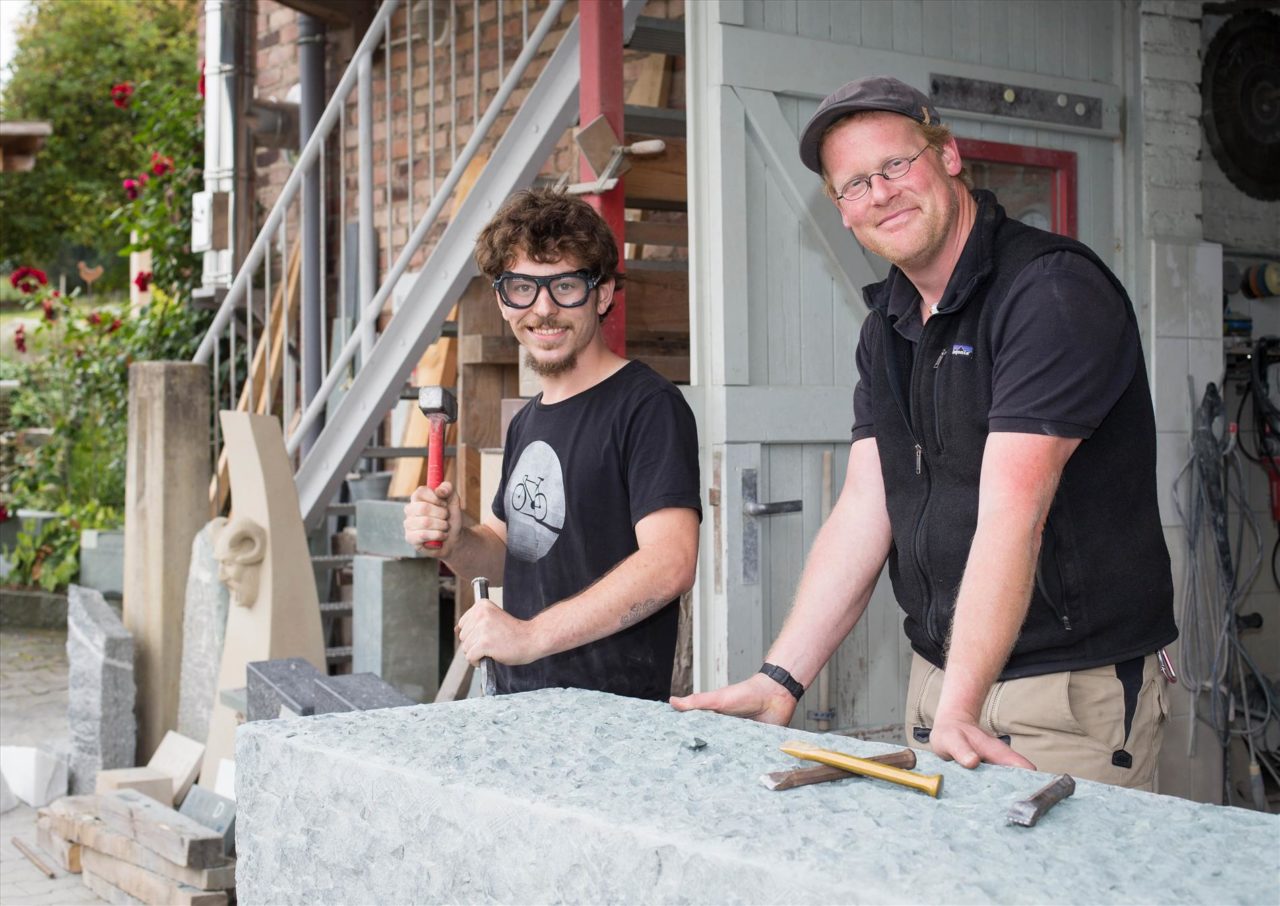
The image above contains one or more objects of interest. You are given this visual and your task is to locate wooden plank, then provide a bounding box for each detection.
[762,0,797,35]
[456,442,483,524]
[624,137,687,208]
[624,52,674,262]
[81,848,228,906]
[79,819,236,891]
[38,795,100,842]
[625,266,689,333]
[82,866,145,906]
[979,0,1010,69]
[434,647,475,703]
[1035,0,1065,77]
[458,334,519,365]
[860,0,895,50]
[829,0,862,43]
[796,0,831,40]
[922,0,955,60]
[37,819,82,873]
[95,790,225,869]
[891,0,923,55]
[623,219,687,247]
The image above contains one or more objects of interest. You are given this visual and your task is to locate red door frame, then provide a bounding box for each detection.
[579,0,627,356]
[955,138,1079,239]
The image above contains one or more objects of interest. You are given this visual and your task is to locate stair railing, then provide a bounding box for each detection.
[191,0,568,510]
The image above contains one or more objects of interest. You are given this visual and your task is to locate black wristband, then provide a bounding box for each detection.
[758,662,804,700]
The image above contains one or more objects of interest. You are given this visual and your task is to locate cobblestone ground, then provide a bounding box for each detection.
[1,628,106,905]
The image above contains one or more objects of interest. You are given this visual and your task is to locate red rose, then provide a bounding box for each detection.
[123,177,140,200]
[198,61,205,98]
[108,318,123,334]
[9,266,49,294]
[88,311,102,325]
[14,324,26,354]
[0,504,9,522]
[134,271,152,292]
[41,299,56,322]
[111,82,133,108]
[150,152,174,176]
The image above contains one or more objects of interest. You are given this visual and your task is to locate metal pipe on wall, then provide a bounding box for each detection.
[299,12,326,454]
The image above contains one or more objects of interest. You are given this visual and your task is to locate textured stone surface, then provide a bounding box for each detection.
[236,689,1280,905]
[66,585,136,794]
[354,500,427,558]
[0,587,69,629]
[246,658,322,721]
[352,555,438,702]
[176,522,231,744]
[0,745,67,808]
[312,673,415,714]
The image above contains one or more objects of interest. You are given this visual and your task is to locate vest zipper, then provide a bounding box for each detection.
[912,321,941,648]
[932,349,947,454]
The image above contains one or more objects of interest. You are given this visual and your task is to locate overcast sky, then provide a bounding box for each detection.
[0,0,31,91]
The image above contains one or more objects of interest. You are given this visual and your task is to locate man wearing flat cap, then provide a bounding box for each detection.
[674,77,1177,789]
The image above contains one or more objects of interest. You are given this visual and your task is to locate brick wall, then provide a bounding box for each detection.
[1139,0,1203,242]
[242,0,685,283]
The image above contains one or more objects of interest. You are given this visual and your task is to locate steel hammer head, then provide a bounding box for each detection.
[417,386,457,422]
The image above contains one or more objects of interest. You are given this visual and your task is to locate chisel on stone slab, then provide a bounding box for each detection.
[781,740,943,797]
[1007,774,1075,827]
[471,577,497,696]
[761,748,917,791]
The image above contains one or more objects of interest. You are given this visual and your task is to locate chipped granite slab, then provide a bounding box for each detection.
[235,688,1279,905]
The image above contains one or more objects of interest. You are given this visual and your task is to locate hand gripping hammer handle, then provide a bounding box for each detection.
[472,577,497,696]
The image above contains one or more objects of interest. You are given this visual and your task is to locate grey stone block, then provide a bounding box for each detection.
[65,585,136,794]
[178,784,237,857]
[0,586,68,629]
[313,673,415,714]
[235,689,1280,905]
[78,529,126,596]
[176,521,231,742]
[246,659,322,722]
[354,500,425,558]
[352,555,439,702]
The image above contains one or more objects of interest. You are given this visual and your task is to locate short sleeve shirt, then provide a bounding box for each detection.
[492,361,702,700]
[852,251,1138,441]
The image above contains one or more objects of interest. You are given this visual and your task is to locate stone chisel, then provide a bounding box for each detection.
[780,740,943,797]
[1006,774,1075,827]
[761,748,917,791]
[471,577,497,696]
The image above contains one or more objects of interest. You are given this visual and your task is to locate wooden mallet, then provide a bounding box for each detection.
[416,386,457,550]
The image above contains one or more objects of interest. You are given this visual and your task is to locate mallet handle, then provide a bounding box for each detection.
[425,416,446,549]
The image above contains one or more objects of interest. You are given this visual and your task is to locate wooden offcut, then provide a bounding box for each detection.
[96,790,225,869]
[81,848,228,906]
[37,820,82,873]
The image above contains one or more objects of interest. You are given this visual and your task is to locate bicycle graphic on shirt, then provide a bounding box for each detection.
[511,473,559,532]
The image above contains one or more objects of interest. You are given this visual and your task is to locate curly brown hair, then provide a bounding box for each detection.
[474,188,624,292]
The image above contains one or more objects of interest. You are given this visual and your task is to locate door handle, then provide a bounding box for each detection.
[744,499,802,516]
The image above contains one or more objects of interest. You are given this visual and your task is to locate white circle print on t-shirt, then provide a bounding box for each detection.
[504,440,566,561]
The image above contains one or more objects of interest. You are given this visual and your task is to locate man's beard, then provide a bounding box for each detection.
[860,185,959,271]
[524,348,578,377]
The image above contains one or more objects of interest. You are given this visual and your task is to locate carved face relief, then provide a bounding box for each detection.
[212,515,267,608]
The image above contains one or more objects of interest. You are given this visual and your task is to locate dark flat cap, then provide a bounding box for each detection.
[799,76,942,174]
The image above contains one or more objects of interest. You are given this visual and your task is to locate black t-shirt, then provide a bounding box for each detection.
[492,361,702,700]
[852,251,1138,441]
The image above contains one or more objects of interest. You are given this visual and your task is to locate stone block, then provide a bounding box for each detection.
[179,785,237,857]
[0,586,69,629]
[353,555,440,702]
[354,500,426,558]
[79,529,126,596]
[147,731,205,806]
[0,771,16,813]
[214,759,235,801]
[246,658,323,722]
[236,689,1280,905]
[0,745,67,807]
[313,673,416,714]
[66,585,136,794]
[95,767,175,807]
[218,687,247,716]
[177,521,232,744]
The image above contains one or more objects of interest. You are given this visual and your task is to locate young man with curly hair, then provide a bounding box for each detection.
[404,188,701,700]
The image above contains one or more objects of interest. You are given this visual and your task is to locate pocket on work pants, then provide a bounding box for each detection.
[905,653,944,749]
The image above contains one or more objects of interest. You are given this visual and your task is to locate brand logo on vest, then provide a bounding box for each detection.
[951,344,973,356]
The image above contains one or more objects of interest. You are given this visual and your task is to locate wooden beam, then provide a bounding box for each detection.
[624,136,687,208]
[459,334,519,365]
[623,219,688,247]
[625,266,689,333]
[268,0,366,29]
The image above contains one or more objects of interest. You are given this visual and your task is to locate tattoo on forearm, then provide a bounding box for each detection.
[620,596,664,628]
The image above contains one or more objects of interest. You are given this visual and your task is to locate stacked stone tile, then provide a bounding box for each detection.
[65,586,135,795]
[36,791,234,905]
[176,522,231,743]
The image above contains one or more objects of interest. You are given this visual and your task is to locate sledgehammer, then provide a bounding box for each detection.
[416,386,457,550]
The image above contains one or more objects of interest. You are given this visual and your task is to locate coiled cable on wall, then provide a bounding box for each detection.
[1173,378,1276,808]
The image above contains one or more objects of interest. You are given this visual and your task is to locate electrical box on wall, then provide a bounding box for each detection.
[191,191,231,253]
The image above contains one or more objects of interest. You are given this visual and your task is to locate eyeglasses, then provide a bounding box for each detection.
[493,270,601,309]
[833,145,932,203]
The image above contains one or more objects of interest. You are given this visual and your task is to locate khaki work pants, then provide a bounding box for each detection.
[905,652,1169,790]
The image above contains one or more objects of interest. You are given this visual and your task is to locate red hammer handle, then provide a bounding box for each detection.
[426,415,446,549]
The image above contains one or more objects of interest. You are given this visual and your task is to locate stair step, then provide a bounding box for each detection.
[325,645,353,663]
[627,15,684,55]
[320,601,353,618]
[311,554,354,568]
[364,445,457,459]
[624,104,685,138]
[624,220,688,248]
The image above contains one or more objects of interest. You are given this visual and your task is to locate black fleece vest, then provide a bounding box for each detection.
[862,197,1177,678]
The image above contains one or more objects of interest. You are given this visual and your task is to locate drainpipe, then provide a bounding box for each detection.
[196,0,255,303]
[298,13,326,454]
